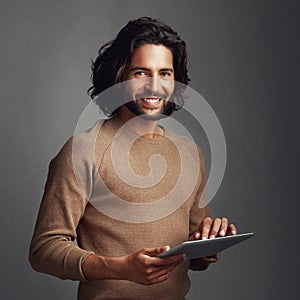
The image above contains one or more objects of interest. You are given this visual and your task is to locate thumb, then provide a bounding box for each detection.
[143,245,171,257]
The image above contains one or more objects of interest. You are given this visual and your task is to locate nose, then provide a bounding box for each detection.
[146,77,159,95]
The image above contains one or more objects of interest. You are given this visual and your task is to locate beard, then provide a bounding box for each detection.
[124,99,176,121]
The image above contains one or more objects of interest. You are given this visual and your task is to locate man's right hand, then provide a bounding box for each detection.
[82,246,185,285]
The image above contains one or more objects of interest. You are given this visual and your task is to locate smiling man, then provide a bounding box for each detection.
[121,43,175,122]
[29,17,236,300]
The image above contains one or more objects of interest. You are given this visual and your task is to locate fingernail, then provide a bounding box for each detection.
[210,235,215,239]
[202,236,207,240]
[220,230,225,236]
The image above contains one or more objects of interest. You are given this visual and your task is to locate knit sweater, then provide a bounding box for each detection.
[29,116,218,300]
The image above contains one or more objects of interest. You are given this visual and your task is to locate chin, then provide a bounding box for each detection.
[138,113,167,121]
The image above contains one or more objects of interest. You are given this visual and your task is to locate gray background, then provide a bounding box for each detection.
[0,0,299,299]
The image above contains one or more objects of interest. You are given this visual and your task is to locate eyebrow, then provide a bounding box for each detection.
[129,67,174,72]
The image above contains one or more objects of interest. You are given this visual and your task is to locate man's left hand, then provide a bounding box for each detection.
[194,217,237,240]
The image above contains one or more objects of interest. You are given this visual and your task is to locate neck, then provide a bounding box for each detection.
[117,106,163,138]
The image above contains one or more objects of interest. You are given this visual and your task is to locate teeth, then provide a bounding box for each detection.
[143,98,160,103]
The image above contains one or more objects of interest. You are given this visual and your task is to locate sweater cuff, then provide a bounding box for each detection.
[64,247,95,281]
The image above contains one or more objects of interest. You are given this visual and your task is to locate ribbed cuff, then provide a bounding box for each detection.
[64,247,95,281]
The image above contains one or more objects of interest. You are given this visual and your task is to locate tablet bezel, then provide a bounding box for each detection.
[158,232,254,259]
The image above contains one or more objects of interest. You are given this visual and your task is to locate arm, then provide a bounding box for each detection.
[188,147,236,271]
[29,138,94,281]
[82,246,185,285]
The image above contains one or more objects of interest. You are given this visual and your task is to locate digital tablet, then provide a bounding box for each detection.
[158,232,254,259]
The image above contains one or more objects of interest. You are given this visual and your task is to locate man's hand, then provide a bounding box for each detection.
[194,217,237,240]
[121,246,185,285]
[82,246,185,285]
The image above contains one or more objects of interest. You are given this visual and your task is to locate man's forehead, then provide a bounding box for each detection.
[127,44,174,68]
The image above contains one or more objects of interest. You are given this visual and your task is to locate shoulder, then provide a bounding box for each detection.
[50,119,107,169]
[47,119,113,199]
[54,117,123,171]
[55,118,118,159]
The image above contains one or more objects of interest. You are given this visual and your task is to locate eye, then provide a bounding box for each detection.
[160,71,172,78]
[134,71,147,77]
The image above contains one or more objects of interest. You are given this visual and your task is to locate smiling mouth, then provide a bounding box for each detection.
[141,98,161,108]
[137,95,164,107]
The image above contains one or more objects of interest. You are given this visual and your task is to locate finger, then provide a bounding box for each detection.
[155,271,173,283]
[142,249,185,269]
[148,265,175,283]
[201,217,213,239]
[194,231,201,240]
[151,264,176,277]
[153,253,185,267]
[148,270,173,285]
[194,219,204,240]
[141,246,184,266]
[227,223,237,235]
[218,217,229,237]
[143,260,177,281]
[209,218,222,238]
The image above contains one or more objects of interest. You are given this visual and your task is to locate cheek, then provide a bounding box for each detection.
[127,80,145,93]
[165,83,175,99]
[124,83,141,98]
[164,80,175,92]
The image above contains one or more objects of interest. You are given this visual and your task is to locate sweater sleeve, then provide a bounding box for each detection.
[29,138,94,281]
[188,146,220,271]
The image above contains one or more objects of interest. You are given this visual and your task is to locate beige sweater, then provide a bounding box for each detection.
[29,116,218,300]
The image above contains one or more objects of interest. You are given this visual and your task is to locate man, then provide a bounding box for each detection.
[29,17,236,299]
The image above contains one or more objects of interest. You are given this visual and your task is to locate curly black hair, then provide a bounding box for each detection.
[88,17,190,116]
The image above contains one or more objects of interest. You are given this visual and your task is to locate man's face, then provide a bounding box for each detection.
[122,44,175,120]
